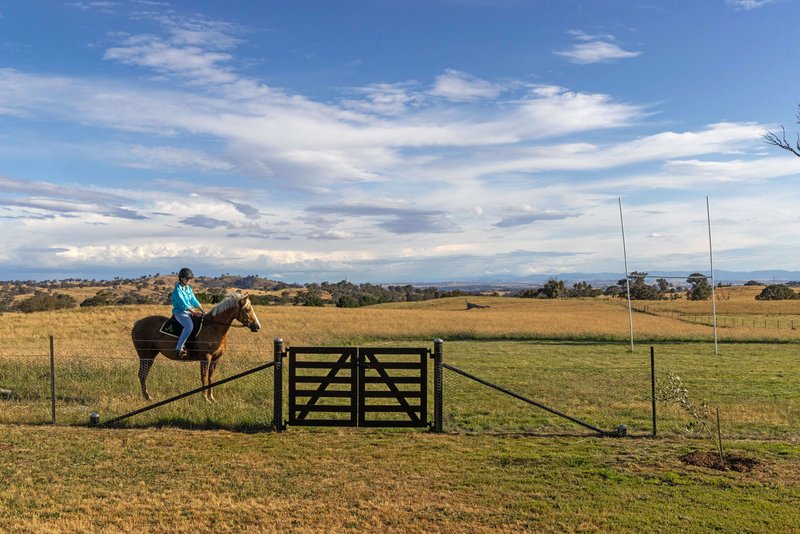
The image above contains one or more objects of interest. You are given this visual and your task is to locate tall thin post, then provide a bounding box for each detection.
[49,335,56,424]
[619,198,634,351]
[706,197,719,355]
[432,338,443,433]
[273,338,284,432]
[650,346,656,438]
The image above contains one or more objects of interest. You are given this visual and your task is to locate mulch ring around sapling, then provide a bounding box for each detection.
[681,450,761,472]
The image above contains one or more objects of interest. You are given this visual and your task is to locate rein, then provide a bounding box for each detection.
[201,315,249,328]
[200,300,253,329]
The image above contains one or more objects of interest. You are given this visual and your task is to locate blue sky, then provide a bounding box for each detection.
[1,0,799,282]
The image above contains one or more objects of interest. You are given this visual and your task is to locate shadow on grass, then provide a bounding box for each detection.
[98,415,277,434]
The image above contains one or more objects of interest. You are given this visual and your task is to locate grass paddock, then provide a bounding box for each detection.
[2,297,800,531]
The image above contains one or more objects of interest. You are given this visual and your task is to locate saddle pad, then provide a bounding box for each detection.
[159,315,203,340]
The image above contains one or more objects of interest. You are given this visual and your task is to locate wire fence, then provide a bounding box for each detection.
[631,304,800,330]
[1,337,797,439]
[0,336,276,429]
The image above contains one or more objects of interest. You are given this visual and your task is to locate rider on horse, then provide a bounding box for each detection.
[173,267,205,357]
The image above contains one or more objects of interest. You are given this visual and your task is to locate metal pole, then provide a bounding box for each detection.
[619,198,634,351]
[432,338,443,433]
[49,335,56,424]
[707,197,719,355]
[273,338,284,432]
[650,346,656,438]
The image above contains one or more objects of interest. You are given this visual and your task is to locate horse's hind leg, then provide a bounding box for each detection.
[208,360,218,402]
[137,352,157,401]
[200,360,211,402]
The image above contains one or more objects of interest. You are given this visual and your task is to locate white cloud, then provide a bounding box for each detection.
[67,1,117,13]
[429,69,503,101]
[2,8,796,281]
[341,82,423,116]
[726,0,774,9]
[103,35,238,85]
[555,31,641,64]
[121,145,236,172]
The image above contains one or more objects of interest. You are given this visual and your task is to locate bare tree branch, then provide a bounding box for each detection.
[762,103,800,157]
[763,122,800,158]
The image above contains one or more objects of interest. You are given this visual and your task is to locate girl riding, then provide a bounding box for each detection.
[172,267,204,357]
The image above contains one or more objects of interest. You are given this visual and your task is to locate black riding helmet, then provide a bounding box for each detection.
[178,267,194,280]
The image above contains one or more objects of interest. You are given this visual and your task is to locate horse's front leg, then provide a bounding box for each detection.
[207,360,218,403]
[200,360,211,402]
[200,356,216,403]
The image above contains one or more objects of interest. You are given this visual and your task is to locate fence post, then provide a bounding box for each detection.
[273,338,284,432]
[432,338,443,433]
[650,346,656,438]
[49,335,56,424]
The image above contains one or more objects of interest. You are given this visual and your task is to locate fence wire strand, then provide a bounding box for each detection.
[1,338,798,439]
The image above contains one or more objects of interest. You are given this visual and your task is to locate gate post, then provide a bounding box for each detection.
[273,338,284,432]
[432,338,443,433]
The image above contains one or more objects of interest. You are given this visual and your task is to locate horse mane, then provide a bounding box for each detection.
[210,291,245,317]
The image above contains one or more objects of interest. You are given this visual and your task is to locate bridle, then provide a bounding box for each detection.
[202,299,255,328]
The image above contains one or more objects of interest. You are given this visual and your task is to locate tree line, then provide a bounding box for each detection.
[2,274,797,313]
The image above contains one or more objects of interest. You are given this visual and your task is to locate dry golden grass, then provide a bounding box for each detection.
[640,285,800,315]
[3,293,800,359]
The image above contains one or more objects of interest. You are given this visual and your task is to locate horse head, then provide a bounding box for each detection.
[236,294,261,332]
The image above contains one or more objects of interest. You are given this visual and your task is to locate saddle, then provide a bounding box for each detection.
[159,315,203,340]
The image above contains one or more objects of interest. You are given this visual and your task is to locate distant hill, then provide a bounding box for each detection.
[0,274,298,310]
[407,270,800,290]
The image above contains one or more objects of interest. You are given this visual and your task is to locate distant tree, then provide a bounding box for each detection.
[603,285,623,297]
[755,284,798,300]
[686,273,712,301]
[763,104,800,157]
[656,278,671,293]
[0,291,14,312]
[744,280,762,286]
[14,291,77,312]
[300,290,325,307]
[570,281,601,298]
[336,295,360,308]
[540,279,567,299]
[618,272,662,300]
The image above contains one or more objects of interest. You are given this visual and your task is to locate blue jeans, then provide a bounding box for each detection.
[175,311,194,352]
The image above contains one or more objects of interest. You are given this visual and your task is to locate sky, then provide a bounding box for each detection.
[1,0,800,283]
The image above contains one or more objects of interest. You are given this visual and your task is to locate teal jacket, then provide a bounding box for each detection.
[172,283,201,316]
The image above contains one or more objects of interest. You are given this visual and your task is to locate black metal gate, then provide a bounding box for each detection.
[288,347,428,427]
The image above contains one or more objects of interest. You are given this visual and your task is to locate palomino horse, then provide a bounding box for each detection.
[131,292,261,402]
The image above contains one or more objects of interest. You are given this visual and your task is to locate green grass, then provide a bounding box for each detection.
[2,338,800,531]
[2,341,798,440]
[0,426,798,532]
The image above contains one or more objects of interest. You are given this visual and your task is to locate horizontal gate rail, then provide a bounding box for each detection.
[362,376,422,384]
[443,362,609,436]
[364,405,423,413]
[293,376,353,384]
[293,389,353,397]
[292,361,352,369]
[363,362,422,370]
[294,405,354,412]
[362,391,423,398]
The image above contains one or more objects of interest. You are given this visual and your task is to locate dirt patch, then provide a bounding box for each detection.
[681,450,761,472]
